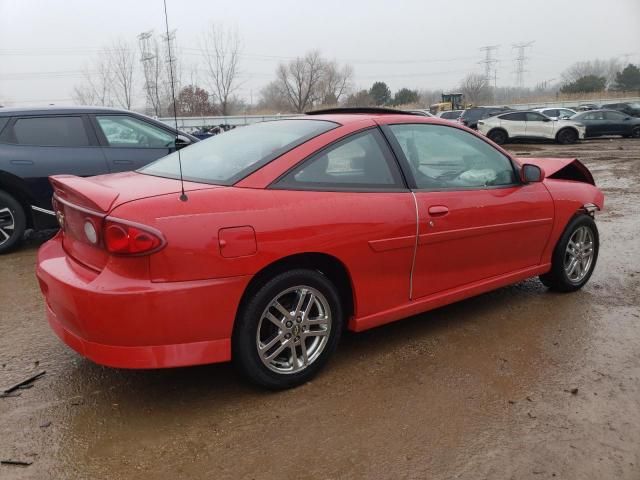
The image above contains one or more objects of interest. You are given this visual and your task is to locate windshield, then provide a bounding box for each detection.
[140,119,337,185]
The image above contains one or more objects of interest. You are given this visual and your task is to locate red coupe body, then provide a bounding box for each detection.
[36,112,604,370]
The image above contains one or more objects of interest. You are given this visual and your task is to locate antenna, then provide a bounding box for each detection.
[162,0,187,202]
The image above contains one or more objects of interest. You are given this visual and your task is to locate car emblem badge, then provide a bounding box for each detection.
[292,324,300,336]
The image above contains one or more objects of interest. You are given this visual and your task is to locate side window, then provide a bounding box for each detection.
[274,129,404,190]
[559,109,575,118]
[525,112,547,122]
[0,118,9,135]
[9,116,90,147]
[544,109,559,117]
[605,111,625,121]
[389,124,516,190]
[500,112,526,121]
[96,115,175,148]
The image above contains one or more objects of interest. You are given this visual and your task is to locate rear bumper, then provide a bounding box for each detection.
[36,235,251,369]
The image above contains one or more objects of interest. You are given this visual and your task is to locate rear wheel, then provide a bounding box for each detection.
[540,215,599,292]
[0,190,26,254]
[488,129,508,145]
[556,128,578,145]
[233,269,343,389]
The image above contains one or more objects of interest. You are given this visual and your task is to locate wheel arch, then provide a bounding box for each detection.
[0,171,35,228]
[487,127,508,137]
[235,252,355,328]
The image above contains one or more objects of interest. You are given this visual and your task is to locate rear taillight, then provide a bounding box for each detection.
[103,219,165,255]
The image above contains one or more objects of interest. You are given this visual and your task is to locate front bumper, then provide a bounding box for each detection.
[36,234,251,369]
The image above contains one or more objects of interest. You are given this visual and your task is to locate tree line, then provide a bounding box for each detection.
[72,25,640,116]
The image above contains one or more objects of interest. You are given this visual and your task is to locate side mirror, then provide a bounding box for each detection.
[175,134,191,150]
[624,117,631,121]
[542,117,551,122]
[521,164,544,183]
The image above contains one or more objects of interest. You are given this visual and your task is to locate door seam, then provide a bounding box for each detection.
[409,191,419,301]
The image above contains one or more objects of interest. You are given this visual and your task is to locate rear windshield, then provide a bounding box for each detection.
[140,119,337,185]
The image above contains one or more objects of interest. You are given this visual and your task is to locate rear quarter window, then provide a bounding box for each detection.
[8,116,90,147]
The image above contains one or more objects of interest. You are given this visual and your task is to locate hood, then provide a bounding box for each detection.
[50,172,220,213]
[516,157,595,185]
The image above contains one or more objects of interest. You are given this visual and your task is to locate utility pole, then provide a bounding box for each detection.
[479,45,499,89]
[512,41,534,89]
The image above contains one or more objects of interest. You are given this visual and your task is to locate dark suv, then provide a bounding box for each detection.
[459,107,513,129]
[0,106,197,253]
[600,102,640,118]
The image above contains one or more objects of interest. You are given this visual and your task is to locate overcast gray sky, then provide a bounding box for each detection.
[1,0,639,107]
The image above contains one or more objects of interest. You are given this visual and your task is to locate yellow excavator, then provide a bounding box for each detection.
[429,93,469,115]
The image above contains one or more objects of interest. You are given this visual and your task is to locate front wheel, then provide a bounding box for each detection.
[556,128,578,145]
[488,129,508,145]
[0,190,26,254]
[631,126,640,138]
[540,214,599,292]
[233,269,343,389]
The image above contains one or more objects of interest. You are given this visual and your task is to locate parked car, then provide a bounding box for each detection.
[437,109,464,121]
[0,106,197,253]
[600,102,640,117]
[577,103,599,111]
[533,107,577,120]
[571,109,640,138]
[36,108,604,389]
[407,109,435,117]
[459,107,512,129]
[477,111,586,145]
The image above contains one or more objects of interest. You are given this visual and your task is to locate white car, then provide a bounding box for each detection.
[477,111,586,145]
[437,109,464,121]
[533,107,577,120]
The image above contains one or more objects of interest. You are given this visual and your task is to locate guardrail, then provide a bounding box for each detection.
[158,113,303,129]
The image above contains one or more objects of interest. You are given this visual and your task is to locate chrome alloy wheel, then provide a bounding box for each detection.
[256,286,332,374]
[0,207,15,246]
[564,226,594,283]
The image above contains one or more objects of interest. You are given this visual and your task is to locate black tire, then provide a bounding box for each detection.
[540,214,599,292]
[556,128,578,145]
[631,126,640,138]
[488,129,508,145]
[233,269,343,389]
[0,190,26,254]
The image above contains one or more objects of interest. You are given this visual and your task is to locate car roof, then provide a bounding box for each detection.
[0,105,141,117]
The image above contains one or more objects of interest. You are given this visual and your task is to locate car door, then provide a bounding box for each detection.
[92,114,179,172]
[525,112,555,138]
[272,128,418,317]
[0,115,107,210]
[498,112,527,137]
[603,110,628,135]
[383,122,554,299]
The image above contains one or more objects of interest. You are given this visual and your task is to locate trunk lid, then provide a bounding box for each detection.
[50,172,219,271]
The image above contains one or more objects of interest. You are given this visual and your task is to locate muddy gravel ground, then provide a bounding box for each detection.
[1,138,639,479]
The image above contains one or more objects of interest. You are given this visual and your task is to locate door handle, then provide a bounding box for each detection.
[428,205,449,216]
[113,160,133,165]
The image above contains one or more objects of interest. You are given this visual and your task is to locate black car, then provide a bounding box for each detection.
[459,107,512,129]
[571,109,640,138]
[0,106,198,253]
[600,102,640,118]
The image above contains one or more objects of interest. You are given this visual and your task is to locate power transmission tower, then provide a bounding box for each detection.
[479,45,499,88]
[138,30,160,115]
[512,41,534,89]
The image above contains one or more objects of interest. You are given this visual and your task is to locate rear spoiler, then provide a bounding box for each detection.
[50,175,120,213]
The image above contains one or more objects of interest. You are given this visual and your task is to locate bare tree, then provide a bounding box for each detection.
[459,73,493,105]
[201,24,242,116]
[72,55,113,106]
[257,81,290,112]
[107,39,136,110]
[319,61,353,105]
[276,51,326,113]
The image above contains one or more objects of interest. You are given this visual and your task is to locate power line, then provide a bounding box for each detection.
[513,41,535,88]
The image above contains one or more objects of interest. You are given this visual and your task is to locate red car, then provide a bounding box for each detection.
[36,108,604,389]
